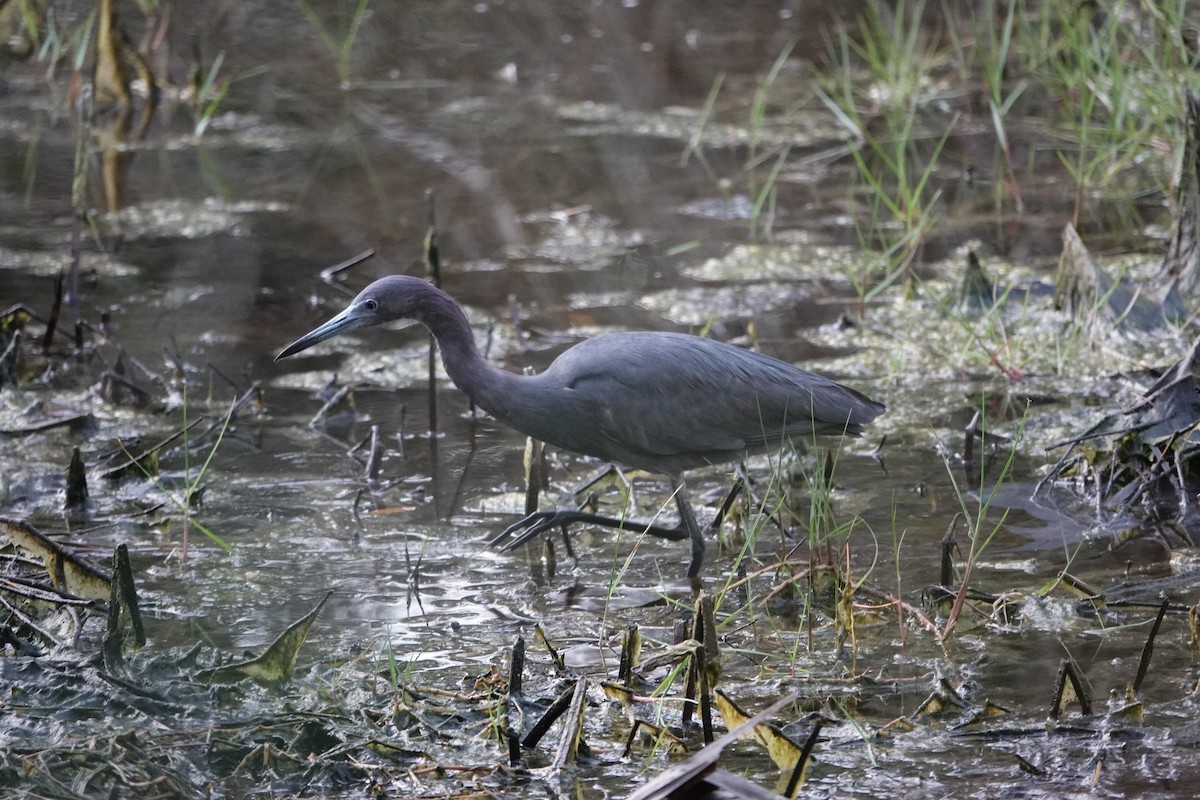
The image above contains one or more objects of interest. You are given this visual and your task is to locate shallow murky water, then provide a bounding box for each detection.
[4,2,1200,798]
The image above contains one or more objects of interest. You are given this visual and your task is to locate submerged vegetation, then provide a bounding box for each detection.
[3,1,1200,798]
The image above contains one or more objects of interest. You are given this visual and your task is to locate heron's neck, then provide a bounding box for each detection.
[416,288,516,406]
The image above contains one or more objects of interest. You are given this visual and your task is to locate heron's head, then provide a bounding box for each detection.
[275,276,424,360]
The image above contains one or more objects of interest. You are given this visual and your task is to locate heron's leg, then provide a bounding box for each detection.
[669,477,706,580]
[487,509,690,552]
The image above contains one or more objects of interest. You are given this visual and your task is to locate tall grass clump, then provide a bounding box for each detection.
[817,0,956,305]
[684,42,800,240]
[1027,1,1188,222]
[813,0,1195,304]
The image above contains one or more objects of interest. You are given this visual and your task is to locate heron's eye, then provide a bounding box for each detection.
[364,299,379,312]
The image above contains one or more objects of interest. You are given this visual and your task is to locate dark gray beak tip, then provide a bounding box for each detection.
[274,340,306,361]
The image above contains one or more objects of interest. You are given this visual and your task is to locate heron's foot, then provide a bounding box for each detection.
[489,509,690,554]
[486,510,570,551]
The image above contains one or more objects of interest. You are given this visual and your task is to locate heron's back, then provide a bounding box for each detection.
[478,331,884,475]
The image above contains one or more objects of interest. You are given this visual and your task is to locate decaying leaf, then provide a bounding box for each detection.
[956,249,997,313]
[713,689,803,771]
[66,446,89,509]
[1052,659,1093,718]
[103,543,146,670]
[548,677,588,773]
[196,592,330,684]
[0,516,110,601]
[627,692,802,800]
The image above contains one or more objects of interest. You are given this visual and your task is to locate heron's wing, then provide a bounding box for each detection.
[537,333,880,469]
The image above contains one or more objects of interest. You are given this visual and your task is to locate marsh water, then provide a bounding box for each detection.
[4,2,1200,798]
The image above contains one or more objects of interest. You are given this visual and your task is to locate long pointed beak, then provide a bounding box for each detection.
[275,304,370,361]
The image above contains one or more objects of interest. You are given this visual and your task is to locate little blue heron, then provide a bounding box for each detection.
[276,275,885,580]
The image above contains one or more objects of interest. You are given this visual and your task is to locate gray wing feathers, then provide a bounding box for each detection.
[539,333,881,469]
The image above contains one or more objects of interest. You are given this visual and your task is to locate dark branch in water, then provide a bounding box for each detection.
[319,248,375,284]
